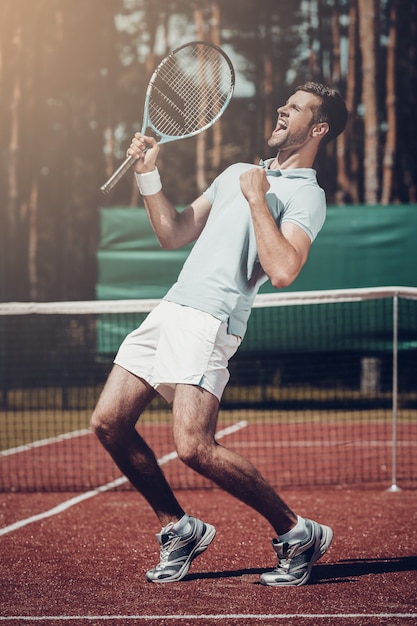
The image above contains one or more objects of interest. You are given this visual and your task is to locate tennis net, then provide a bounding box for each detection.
[1,287,416,492]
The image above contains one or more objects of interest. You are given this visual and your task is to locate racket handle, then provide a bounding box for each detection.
[100,155,139,194]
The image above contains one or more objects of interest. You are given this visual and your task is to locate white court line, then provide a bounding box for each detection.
[0,420,248,537]
[0,613,416,621]
[0,429,91,457]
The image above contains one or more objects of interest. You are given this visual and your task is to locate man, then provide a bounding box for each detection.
[91,82,348,586]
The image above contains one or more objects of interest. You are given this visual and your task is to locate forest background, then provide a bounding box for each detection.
[0,0,416,303]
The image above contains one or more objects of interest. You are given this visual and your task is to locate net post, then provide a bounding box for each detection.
[387,292,401,492]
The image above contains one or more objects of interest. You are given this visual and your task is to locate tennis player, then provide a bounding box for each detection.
[92,82,348,586]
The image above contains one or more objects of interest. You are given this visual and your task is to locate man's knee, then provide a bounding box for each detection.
[90,407,116,445]
[175,435,214,472]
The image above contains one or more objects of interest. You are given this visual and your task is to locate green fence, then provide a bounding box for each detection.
[97,204,417,354]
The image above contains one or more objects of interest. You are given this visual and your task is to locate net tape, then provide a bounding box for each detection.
[1,286,417,316]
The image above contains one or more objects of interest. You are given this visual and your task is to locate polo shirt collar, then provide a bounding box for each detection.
[259,158,317,179]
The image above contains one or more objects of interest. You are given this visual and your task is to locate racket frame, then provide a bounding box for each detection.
[100,41,235,194]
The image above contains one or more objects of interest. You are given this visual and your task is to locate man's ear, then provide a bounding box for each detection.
[311,122,329,140]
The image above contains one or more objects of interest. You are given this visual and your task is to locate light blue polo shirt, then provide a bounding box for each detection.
[164,161,326,338]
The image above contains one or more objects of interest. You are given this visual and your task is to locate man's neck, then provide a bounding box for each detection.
[269,146,318,170]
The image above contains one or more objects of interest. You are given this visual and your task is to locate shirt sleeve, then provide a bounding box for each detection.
[280,183,326,242]
[202,170,223,205]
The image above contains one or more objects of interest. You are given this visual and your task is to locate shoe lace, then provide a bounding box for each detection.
[159,531,177,565]
[276,555,291,573]
[159,546,170,564]
[275,542,294,573]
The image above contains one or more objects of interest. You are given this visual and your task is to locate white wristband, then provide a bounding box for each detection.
[134,168,162,196]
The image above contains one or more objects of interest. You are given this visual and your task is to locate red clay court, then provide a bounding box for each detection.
[1,292,416,623]
[1,421,416,625]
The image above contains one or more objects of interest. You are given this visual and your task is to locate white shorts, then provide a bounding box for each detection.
[114,301,241,403]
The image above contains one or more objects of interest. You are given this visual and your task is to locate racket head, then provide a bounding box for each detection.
[142,41,235,143]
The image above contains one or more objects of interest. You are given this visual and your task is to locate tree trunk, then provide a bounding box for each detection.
[332,0,347,204]
[345,0,360,203]
[335,1,358,203]
[358,0,379,204]
[8,76,20,235]
[381,0,397,204]
[28,179,39,301]
[404,3,417,201]
[307,0,320,78]
[7,22,22,300]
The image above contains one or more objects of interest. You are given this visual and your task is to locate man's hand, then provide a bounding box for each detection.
[127,132,160,174]
[240,167,270,202]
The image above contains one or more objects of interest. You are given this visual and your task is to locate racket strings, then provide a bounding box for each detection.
[148,44,233,138]
[150,75,230,135]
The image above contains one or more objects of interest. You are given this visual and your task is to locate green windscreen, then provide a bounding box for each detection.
[96,205,417,353]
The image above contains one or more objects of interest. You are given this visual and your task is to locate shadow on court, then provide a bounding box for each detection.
[314,555,417,583]
[185,555,417,584]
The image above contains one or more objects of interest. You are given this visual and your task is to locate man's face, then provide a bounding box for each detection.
[268,90,322,151]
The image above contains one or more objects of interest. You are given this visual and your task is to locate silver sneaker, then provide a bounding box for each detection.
[260,518,333,587]
[146,515,216,583]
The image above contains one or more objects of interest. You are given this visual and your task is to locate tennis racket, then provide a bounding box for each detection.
[100,40,235,194]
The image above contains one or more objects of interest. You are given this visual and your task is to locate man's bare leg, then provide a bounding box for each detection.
[172,384,297,536]
[91,364,184,527]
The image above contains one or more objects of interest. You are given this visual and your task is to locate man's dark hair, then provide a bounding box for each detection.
[296,82,348,144]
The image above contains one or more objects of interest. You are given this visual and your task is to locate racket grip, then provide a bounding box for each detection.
[100,155,139,194]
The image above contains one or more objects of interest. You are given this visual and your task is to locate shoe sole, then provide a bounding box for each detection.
[260,522,333,587]
[146,523,216,583]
